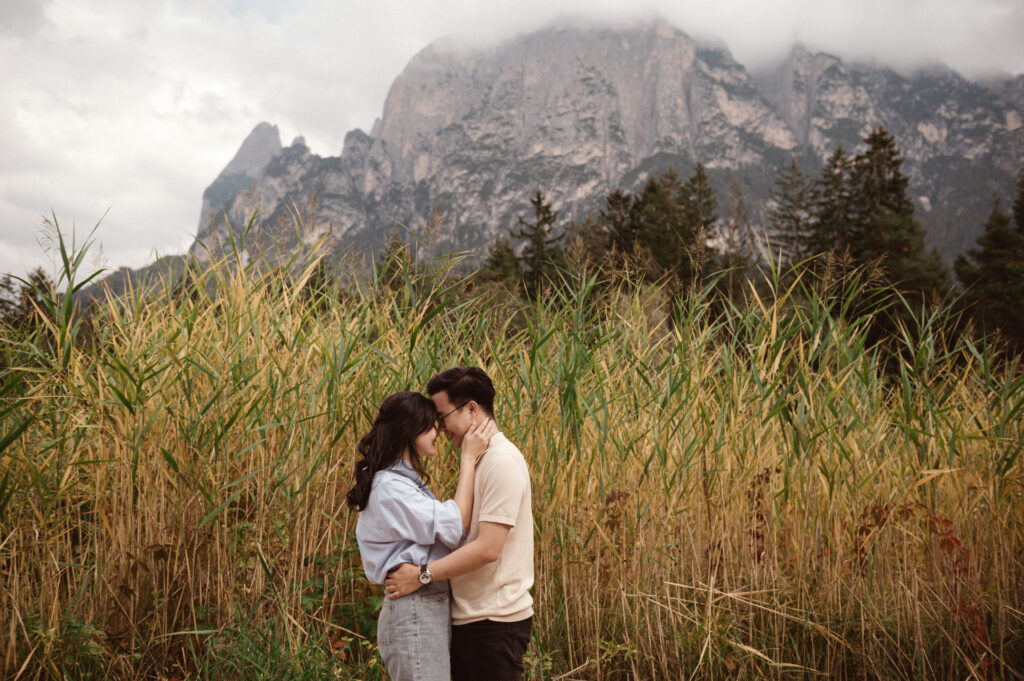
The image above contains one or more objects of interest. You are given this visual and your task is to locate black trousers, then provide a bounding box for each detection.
[450,616,532,681]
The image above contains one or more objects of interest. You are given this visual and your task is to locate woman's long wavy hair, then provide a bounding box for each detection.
[345,391,437,511]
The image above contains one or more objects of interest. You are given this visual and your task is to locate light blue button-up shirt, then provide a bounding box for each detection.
[354,460,465,584]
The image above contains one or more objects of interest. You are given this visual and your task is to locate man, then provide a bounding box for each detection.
[385,366,534,680]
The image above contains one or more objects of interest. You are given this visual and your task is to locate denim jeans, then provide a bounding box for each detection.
[377,579,451,681]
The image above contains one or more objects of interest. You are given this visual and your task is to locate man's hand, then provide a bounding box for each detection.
[384,563,421,599]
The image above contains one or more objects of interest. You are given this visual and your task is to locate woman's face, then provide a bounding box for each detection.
[413,425,439,458]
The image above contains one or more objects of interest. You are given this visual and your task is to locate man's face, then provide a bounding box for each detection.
[432,390,476,449]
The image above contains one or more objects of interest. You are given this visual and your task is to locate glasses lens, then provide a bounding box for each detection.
[437,402,467,429]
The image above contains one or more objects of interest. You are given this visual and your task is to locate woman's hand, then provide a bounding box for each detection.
[461,418,498,464]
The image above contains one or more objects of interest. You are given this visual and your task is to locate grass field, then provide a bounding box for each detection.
[1,232,1022,679]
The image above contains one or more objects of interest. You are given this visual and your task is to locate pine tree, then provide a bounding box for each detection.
[849,127,914,262]
[481,234,522,288]
[595,166,718,285]
[0,268,52,330]
[810,130,948,297]
[811,146,856,256]
[632,170,687,278]
[850,126,948,295]
[601,188,637,252]
[0,274,19,322]
[717,179,755,300]
[511,190,563,297]
[680,162,718,238]
[955,190,1024,346]
[677,163,718,283]
[766,159,817,265]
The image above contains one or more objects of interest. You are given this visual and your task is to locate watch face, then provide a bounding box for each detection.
[418,569,431,584]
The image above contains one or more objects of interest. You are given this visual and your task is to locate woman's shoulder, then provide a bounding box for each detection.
[370,466,418,492]
[363,471,411,516]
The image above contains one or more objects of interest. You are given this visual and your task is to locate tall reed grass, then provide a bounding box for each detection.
[1,228,1021,679]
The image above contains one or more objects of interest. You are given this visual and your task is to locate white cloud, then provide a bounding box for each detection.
[1,0,1022,277]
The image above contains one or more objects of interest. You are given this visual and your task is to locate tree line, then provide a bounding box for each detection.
[3,125,1022,353]
[479,126,1024,350]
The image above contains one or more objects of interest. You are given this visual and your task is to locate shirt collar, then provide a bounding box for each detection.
[387,460,430,493]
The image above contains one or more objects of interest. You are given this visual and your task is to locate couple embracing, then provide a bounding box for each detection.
[345,367,534,681]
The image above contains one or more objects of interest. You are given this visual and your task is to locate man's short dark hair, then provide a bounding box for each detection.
[426,367,495,416]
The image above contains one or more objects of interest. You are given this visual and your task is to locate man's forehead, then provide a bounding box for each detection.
[431,391,454,409]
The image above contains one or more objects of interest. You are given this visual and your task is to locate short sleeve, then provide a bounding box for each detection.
[477,454,525,527]
[374,476,465,549]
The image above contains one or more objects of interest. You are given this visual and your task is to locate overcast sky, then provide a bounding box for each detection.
[2,0,1022,279]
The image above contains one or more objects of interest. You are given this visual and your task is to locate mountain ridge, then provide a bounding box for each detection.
[189,19,1024,267]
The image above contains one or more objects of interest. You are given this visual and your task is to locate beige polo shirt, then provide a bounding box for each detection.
[450,432,534,625]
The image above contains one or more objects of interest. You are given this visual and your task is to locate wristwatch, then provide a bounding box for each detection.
[418,564,433,585]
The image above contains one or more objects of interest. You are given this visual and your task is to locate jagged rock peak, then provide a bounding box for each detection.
[221,122,281,178]
[191,21,1023,269]
[342,129,373,160]
[374,17,789,181]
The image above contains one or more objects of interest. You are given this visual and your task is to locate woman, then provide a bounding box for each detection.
[346,391,495,681]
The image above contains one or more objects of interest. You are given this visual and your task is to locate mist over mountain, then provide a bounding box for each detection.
[190,20,1023,267]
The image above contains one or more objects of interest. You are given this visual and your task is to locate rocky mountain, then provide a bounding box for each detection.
[190,20,1024,267]
[753,47,1023,257]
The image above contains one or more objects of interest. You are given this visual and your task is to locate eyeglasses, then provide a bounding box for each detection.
[436,401,469,429]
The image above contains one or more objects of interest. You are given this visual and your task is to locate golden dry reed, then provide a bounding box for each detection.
[1,237,1022,680]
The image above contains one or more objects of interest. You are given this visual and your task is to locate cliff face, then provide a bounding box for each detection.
[192,21,1024,264]
[753,46,1024,256]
